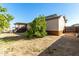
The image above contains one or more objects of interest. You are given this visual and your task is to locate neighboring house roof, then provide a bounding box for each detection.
[14,14,67,25]
[72,24,79,27]
[46,14,67,23]
[14,22,27,25]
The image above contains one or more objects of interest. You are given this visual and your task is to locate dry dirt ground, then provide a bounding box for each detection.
[39,33,79,56]
[0,33,79,56]
[0,33,60,56]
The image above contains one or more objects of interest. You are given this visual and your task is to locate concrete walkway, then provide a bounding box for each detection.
[39,33,79,56]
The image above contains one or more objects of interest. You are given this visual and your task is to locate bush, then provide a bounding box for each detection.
[25,15,47,38]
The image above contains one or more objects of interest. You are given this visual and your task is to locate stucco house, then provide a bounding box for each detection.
[14,23,28,32]
[14,14,67,35]
[46,14,67,35]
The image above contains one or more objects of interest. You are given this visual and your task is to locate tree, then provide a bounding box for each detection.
[0,6,14,31]
[25,15,47,38]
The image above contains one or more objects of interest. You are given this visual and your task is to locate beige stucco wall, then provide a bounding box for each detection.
[46,18,59,31]
[58,16,65,31]
[46,16,65,31]
[15,25,25,28]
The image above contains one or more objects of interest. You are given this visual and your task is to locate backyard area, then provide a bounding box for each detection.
[0,33,79,56]
[0,33,60,56]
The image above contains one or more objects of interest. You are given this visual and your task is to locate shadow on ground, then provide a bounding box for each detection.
[0,33,30,42]
[38,34,79,56]
[0,36,24,42]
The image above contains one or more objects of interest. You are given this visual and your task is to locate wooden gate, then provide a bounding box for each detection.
[75,27,79,33]
[64,26,76,33]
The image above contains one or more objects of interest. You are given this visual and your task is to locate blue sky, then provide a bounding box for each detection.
[2,3,79,28]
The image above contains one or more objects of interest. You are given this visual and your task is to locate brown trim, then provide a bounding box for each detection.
[46,30,63,36]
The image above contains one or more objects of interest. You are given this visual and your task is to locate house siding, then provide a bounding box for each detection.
[46,18,59,31]
[46,16,65,35]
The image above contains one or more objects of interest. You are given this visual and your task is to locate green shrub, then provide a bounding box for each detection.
[25,15,47,38]
[0,6,14,32]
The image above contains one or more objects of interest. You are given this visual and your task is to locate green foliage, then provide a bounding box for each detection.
[0,6,7,12]
[25,15,47,38]
[0,6,14,31]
